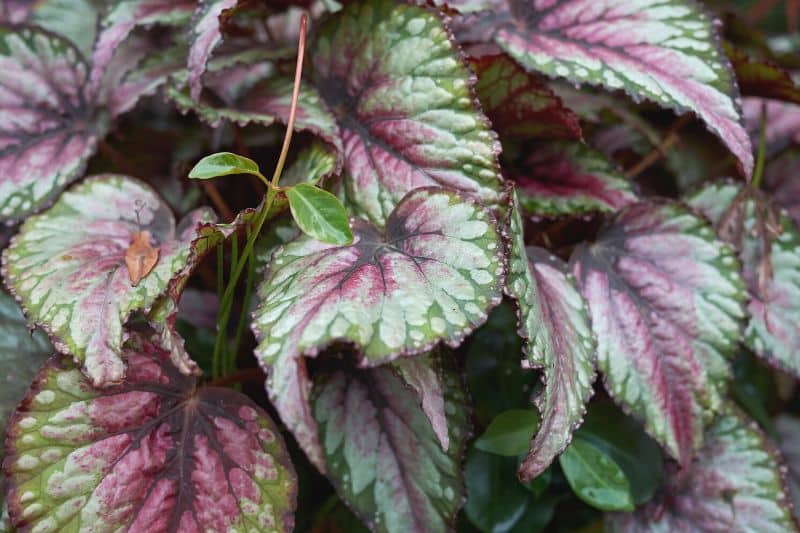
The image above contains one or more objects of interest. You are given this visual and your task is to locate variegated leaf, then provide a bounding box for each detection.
[505,190,596,481]
[726,45,800,105]
[456,0,754,176]
[743,98,800,151]
[0,291,51,521]
[188,0,240,101]
[607,408,797,532]
[392,351,450,450]
[2,175,214,387]
[4,332,296,532]
[513,142,638,217]
[8,0,99,57]
[470,53,582,140]
[775,414,800,519]
[572,201,746,466]
[313,359,468,532]
[253,188,504,468]
[312,0,503,225]
[0,26,108,222]
[688,182,800,378]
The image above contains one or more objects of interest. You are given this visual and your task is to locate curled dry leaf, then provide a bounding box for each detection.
[125,230,160,286]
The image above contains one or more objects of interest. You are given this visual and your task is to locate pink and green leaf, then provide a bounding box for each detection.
[726,44,800,105]
[311,0,503,225]
[188,0,240,101]
[775,414,800,520]
[512,142,638,217]
[313,358,468,532]
[505,189,596,481]
[743,98,800,149]
[0,26,107,222]
[688,182,800,379]
[456,0,754,177]
[470,53,582,140]
[572,201,746,466]
[252,188,504,468]
[11,0,99,57]
[2,175,215,387]
[607,407,796,532]
[3,332,297,532]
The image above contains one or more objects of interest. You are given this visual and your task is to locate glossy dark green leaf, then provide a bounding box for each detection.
[464,449,552,533]
[475,409,540,457]
[559,438,634,512]
[575,402,663,505]
[285,183,353,245]
[188,151,261,180]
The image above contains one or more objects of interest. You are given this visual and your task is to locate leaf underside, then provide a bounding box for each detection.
[4,332,297,532]
[572,201,746,466]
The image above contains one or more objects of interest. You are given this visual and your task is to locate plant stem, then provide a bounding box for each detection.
[214,242,224,378]
[211,13,308,377]
[752,101,768,189]
[625,114,691,179]
[230,228,257,371]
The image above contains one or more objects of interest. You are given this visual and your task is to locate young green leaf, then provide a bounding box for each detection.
[559,438,635,512]
[188,151,262,180]
[286,183,353,245]
[475,409,540,457]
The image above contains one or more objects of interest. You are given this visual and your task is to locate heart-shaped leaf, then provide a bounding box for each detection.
[253,187,504,468]
[313,358,468,532]
[571,201,746,466]
[0,26,108,222]
[607,407,796,531]
[2,175,214,387]
[286,183,353,245]
[456,0,753,176]
[505,189,596,480]
[688,183,800,378]
[470,53,582,140]
[3,331,297,532]
[512,142,637,217]
[312,0,503,225]
[0,291,51,521]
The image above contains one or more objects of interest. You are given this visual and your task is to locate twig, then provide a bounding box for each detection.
[202,181,235,222]
[624,114,692,179]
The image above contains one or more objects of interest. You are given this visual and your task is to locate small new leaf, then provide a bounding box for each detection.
[189,151,262,180]
[286,184,353,245]
[124,230,160,286]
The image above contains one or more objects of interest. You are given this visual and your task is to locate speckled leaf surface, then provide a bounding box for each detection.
[89,0,194,95]
[188,0,239,101]
[312,0,503,225]
[688,183,800,378]
[456,0,753,176]
[513,142,638,217]
[470,53,582,140]
[3,332,297,532]
[505,190,596,481]
[253,188,503,469]
[313,360,468,532]
[0,26,108,222]
[2,175,214,387]
[0,291,51,521]
[607,408,796,532]
[775,414,800,519]
[572,201,746,466]
[8,0,99,57]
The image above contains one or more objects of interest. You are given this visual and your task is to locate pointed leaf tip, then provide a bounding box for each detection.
[189,151,262,180]
[286,184,353,245]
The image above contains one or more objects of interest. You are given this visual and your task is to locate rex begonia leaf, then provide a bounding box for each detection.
[505,189,596,481]
[8,0,99,57]
[1,175,214,387]
[88,0,194,95]
[0,291,51,521]
[313,359,468,532]
[571,201,746,466]
[726,44,800,105]
[743,98,800,150]
[252,187,504,469]
[775,414,800,519]
[470,53,582,140]
[0,26,108,222]
[3,332,297,532]
[688,182,800,378]
[456,0,754,177]
[311,0,503,225]
[392,351,450,451]
[512,142,638,217]
[188,0,239,101]
[607,408,797,532]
